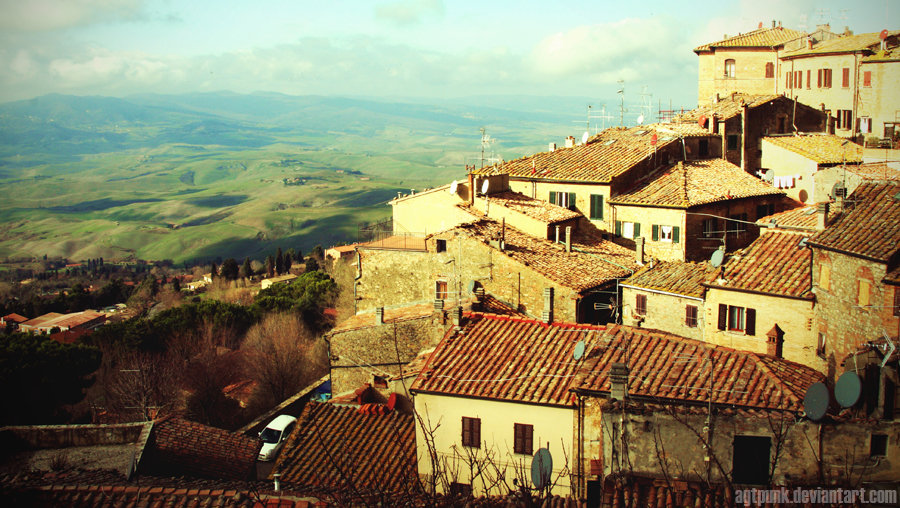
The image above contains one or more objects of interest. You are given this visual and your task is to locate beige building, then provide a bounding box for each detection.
[814,161,900,203]
[760,133,864,203]
[259,273,297,290]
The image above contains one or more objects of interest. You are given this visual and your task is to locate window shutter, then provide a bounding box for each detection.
[514,424,523,453]
[797,71,802,88]
[568,192,577,210]
[785,74,790,88]
[806,70,811,88]
[633,223,641,238]
[864,71,872,87]
[894,288,900,317]
[462,417,470,445]
[718,304,727,330]
[549,191,557,205]
[672,226,680,244]
[473,418,481,447]
[745,308,756,335]
[652,225,659,241]
[615,221,622,236]
[826,69,832,88]
[842,68,850,87]
[817,69,822,88]
[525,425,533,455]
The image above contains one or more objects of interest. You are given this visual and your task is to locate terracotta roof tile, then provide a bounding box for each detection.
[694,27,807,52]
[844,162,900,181]
[440,219,638,292]
[485,191,582,223]
[149,417,260,481]
[783,30,900,57]
[808,181,900,261]
[621,261,716,299]
[673,93,783,122]
[757,204,842,230]
[609,159,783,208]
[411,313,604,406]
[763,134,863,164]
[707,231,812,298]
[275,402,417,494]
[573,325,825,411]
[1,313,29,324]
[22,486,261,508]
[470,124,689,183]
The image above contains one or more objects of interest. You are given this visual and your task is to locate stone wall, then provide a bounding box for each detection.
[697,48,780,106]
[859,60,900,139]
[621,286,706,341]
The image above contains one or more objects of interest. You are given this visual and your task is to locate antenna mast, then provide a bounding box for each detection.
[636,85,652,124]
[617,80,627,127]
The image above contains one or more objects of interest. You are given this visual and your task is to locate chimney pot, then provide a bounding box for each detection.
[766,325,784,358]
[635,237,645,266]
[807,37,813,50]
[555,225,560,244]
[610,362,629,400]
[375,307,384,325]
[565,136,576,149]
[817,202,830,231]
[772,20,776,28]
[549,142,557,152]
[565,226,572,253]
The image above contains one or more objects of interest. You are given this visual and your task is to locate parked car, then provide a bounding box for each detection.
[258,414,297,461]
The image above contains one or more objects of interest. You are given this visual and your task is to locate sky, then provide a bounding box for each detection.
[0,0,895,109]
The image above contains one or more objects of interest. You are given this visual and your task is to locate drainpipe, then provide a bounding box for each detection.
[852,52,860,140]
[793,95,799,134]
[353,250,362,315]
[741,101,749,172]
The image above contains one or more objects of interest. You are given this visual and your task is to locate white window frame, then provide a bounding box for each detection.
[623,222,635,239]
[659,225,673,242]
[728,306,745,332]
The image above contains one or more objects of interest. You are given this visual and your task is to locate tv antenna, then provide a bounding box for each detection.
[798,14,808,31]
[814,8,830,24]
[836,9,850,23]
[573,104,603,135]
[467,128,500,169]
[617,80,627,127]
[596,105,614,133]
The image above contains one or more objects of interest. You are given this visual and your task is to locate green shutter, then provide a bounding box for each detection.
[597,195,604,219]
[634,223,641,238]
[615,221,622,236]
[673,226,680,243]
[568,192,576,211]
[652,225,659,241]
[549,191,557,205]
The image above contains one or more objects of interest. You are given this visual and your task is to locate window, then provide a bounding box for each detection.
[796,70,802,88]
[373,375,388,389]
[724,59,735,78]
[765,62,774,78]
[436,239,447,253]
[703,218,718,238]
[733,436,771,485]
[836,110,852,130]
[806,69,811,89]
[817,332,827,357]
[549,191,577,210]
[728,213,748,236]
[615,221,640,239]
[514,423,534,455]
[870,434,888,457]
[462,417,481,448]
[727,134,739,151]
[685,305,698,328]
[842,67,850,87]
[717,304,756,334]
[651,224,680,243]
[818,68,833,88]
[589,194,604,220]
[450,483,472,497]
[819,264,831,291]
[859,280,871,306]
[635,294,647,316]
[859,117,872,133]
[698,139,709,157]
[864,71,872,87]
[435,280,449,300]
[756,203,775,221]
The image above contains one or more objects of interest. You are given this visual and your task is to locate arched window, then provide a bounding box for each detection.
[725,59,736,78]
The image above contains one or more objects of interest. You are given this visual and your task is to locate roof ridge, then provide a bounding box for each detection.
[745,352,800,405]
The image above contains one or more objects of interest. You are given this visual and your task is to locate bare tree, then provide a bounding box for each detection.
[95,348,183,422]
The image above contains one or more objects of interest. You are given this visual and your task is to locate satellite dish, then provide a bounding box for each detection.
[449,180,458,195]
[650,133,658,146]
[803,382,830,421]
[835,372,862,407]
[481,179,490,195]
[637,115,644,125]
[530,448,553,489]
[763,169,774,183]
[880,29,889,40]
[387,392,397,411]
[758,22,763,29]
[698,115,708,128]
[582,131,589,144]
[467,280,476,294]
[710,249,725,268]
[574,340,586,361]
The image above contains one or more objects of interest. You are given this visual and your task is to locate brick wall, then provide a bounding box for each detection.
[697,48,780,105]
[859,60,900,139]
[622,287,705,341]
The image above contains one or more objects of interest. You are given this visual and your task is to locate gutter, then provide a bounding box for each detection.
[618,284,704,302]
[701,282,815,301]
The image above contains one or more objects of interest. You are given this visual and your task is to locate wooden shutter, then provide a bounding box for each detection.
[672,226,680,243]
[549,191,557,205]
[745,308,756,335]
[685,305,697,327]
[525,425,533,455]
[473,418,481,447]
[590,194,604,220]
[568,192,576,210]
[652,225,659,241]
[817,69,823,88]
[514,424,523,453]
[615,221,622,236]
[864,71,872,87]
[636,294,647,315]
[717,304,727,330]
[894,288,900,317]
[825,69,832,88]
[843,68,850,87]
[462,417,471,446]
[633,223,641,238]
[797,71,802,88]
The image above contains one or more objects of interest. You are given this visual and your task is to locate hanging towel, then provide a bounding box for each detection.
[785,175,794,188]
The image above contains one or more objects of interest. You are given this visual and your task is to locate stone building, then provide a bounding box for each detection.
[608,159,786,262]
[814,161,900,204]
[760,133,864,204]
[806,180,900,377]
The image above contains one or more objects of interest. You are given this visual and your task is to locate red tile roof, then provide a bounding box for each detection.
[672,94,783,122]
[470,124,691,183]
[485,190,582,223]
[20,312,64,328]
[782,30,900,58]
[757,204,842,230]
[21,486,263,508]
[1,313,29,324]
[275,402,417,494]
[573,325,825,411]
[808,181,900,262]
[694,26,806,52]
[609,159,783,208]
[48,328,92,344]
[763,134,863,164]
[148,417,261,481]
[411,313,606,407]
[621,261,716,299]
[845,162,900,181]
[441,219,637,292]
[707,231,813,298]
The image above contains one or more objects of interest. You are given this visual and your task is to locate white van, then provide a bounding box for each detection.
[258,414,297,461]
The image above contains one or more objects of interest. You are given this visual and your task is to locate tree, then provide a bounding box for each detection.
[253,271,338,331]
[241,258,253,280]
[312,244,324,262]
[220,258,240,281]
[171,277,181,293]
[275,247,284,276]
[283,252,292,274]
[266,255,275,278]
[305,256,319,273]
[210,261,219,280]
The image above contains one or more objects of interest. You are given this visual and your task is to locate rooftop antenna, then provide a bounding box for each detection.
[836,9,850,23]
[573,104,593,134]
[636,85,652,125]
[798,14,808,32]
[596,105,614,134]
[480,128,491,169]
[617,80,627,127]
[815,8,830,25]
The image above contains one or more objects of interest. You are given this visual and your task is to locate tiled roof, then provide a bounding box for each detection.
[486,191,582,223]
[763,134,864,164]
[20,312,64,328]
[411,313,604,406]
[707,231,812,298]
[148,417,260,481]
[328,301,441,334]
[19,486,264,508]
[442,219,638,292]
[275,402,417,494]
[621,261,716,299]
[673,94,782,122]
[757,204,842,230]
[573,325,825,411]
[783,30,900,57]
[609,159,783,208]
[694,27,806,52]
[19,311,104,330]
[808,181,900,262]
[886,264,900,285]
[846,162,900,181]
[1,313,29,324]
[470,124,688,183]
[48,328,92,344]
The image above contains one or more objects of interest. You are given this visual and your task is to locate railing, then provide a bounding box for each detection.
[357,229,427,251]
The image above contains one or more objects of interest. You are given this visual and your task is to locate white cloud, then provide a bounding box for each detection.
[374,0,445,26]
[0,0,145,32]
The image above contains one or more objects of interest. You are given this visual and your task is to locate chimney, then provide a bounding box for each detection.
[715,93,720,104]
[565,136,576,149]
[610,362,629,401]
[375,307,384,325]
[501,217,506,249]
[635,237,645,266]
[807,37,813,50]
[834,186,845,212]
[467,173,475,206]
[766,325,784,358]
[555,225,561,244]
[451,306,462,327]
[772,20,776,29]
[565,226,572,253]
[542,288,553,324]
[816,202,830,231]
[778,21,782,29]
[711,113,719,134]
[434,298,444,312]
[474,287,485,311]
[549,142,557,152]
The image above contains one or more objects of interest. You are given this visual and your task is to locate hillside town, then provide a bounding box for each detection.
[1,22,899,508]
